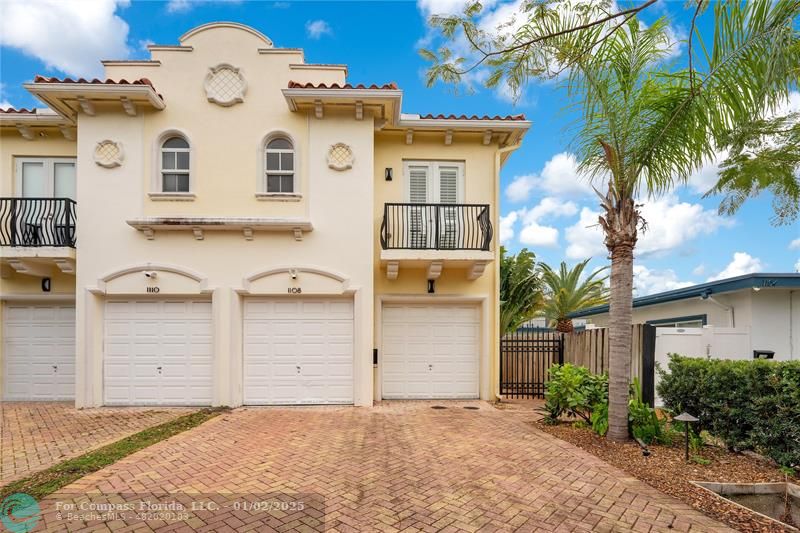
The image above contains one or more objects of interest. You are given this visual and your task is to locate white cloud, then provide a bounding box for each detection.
[417,0,486,17]
[789,238,800,250]
[519,223,560,247]
[686,151,728,195]
[165,0,241,13]
[707,252,764,282]
[305,20,333,40]
[499,211,518,245]
[505,152,597,203]
[633,265,694,296]
[138,39,154,52]
[691,264,706,277]
[565,194,733,260]
[0,0,131,78]
[516,197,578,248]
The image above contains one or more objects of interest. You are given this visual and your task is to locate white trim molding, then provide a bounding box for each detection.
[90,262,211,295]
[257,130,300,196]
[239,265,351,295]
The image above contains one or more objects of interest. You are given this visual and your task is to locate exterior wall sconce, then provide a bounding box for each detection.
[427,280,435,293]
[385,168,393,181]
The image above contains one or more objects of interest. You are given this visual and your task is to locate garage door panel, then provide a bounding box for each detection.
[3,303,76,401]
[382,303,480,400]
[243,297,354,405]
[103,299,212,406]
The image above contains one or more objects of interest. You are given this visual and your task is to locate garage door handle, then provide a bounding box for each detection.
[52,365,58,372]
[296,365,301,374]
[428,364,433,370]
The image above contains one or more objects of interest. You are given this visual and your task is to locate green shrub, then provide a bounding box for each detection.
[628,378,672,445]
[657,355,800,468]
[542,364,607,423]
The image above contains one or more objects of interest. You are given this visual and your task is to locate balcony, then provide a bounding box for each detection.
[379,203,494,280]
[0,198,77,276]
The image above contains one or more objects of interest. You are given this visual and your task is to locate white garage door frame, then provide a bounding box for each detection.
[242,295,355,405]
[103,297,214,406]
[376,295,490,401]
[1,296,76,401]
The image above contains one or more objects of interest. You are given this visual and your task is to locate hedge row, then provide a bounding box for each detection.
[657,355,800,468]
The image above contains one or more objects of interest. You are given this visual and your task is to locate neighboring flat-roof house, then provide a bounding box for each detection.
[0,22,530,406]
[570,273,800,360]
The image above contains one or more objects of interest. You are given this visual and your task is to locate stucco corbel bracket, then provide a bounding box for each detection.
[482,130,493,145]
[77,97,95,116]
[355,101,363,120]
[143,228,155,240]
[426,260,443,281]
[467,260,489,280]
[405,129,413,145]
[386,261,399,280]
[120,97,137,116]
[16,124,34,140]
[314,100,323,119]
[293,228,303,241]
[444,129,453,145]
[59,125,75,140]
[243,227,253,241]
[192,227,204,240]
[54,258,76,275]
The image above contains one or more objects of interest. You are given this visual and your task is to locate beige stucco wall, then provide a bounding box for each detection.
[74,83,375,407]
[372,132,502,401]
[0,130,78,399]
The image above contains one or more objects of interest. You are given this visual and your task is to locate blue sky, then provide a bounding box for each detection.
[1,0,798,294]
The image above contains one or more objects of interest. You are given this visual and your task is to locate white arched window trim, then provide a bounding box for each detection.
[149,128,196,201]
[255,130,301,201]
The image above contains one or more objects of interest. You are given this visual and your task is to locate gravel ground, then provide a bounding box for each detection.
[536,421,796,533]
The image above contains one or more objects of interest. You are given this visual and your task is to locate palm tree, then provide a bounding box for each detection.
[424,0,800,441]
[499,247,542,335]
[539,260,608,333]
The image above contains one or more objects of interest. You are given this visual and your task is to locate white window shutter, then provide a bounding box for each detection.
[438,166,458,204]
[409,166,428,204]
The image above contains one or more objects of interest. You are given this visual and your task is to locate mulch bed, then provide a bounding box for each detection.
[536,420,796,533]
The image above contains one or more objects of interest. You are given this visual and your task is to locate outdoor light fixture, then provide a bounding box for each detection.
[385,167,393,181]
[427,280,435,293]
[674,412,699,461]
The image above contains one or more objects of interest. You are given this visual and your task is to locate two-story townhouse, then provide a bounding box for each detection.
[0,22,529,407]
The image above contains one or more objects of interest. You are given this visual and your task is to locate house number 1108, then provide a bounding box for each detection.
[288,287,302,294]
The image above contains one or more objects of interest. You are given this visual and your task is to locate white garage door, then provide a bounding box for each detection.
[382,303,480,399]
[3,303,75,401]
[244,297,353,405]
[104,299,213,406]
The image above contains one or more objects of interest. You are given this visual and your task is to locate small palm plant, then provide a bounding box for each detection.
[499,247,543,335]
[539,260,608,333]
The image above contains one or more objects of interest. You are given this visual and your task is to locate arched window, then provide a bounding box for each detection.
[160,136,190,192]
[265,137,294,193]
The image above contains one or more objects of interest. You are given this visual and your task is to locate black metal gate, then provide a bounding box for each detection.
[500,330,564,399]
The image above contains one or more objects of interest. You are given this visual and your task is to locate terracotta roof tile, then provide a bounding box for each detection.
[288,81,398,90]
[419,113,527,121]
[0,107,37,114]
[33,75,157,88]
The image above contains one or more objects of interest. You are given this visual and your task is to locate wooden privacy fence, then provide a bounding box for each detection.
[500,324,656,405]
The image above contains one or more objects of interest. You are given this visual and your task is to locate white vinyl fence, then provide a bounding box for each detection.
[654,326,752,405]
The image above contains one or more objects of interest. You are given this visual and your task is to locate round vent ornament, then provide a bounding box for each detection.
[93,140,124,168]
[327,143,354,171]
[204,64,246,107]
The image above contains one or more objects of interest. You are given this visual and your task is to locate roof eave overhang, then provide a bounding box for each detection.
[23,83,166,123]
[282,88,403,123]
[0,114,70,127]
[396,118,532,132]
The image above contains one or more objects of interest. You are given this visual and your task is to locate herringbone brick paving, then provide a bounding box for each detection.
[0,402,194,486]
[33,401,733,532]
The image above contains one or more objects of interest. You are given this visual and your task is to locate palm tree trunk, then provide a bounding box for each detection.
[607,243,634,442]
[555,318,574,333]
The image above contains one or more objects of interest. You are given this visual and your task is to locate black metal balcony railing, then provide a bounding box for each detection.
[0,198,77,247]
[380,203,492,251]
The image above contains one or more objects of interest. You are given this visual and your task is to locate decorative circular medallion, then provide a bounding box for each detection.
[93,140,124,168]
[204,64,246,107]
[327,143,354,171]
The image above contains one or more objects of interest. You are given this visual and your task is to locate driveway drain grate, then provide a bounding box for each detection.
[463,406,480,410]
[431,405,448,410]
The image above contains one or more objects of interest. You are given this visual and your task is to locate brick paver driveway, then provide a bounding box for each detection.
[35,401,732,532]
[0,402,193,486]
